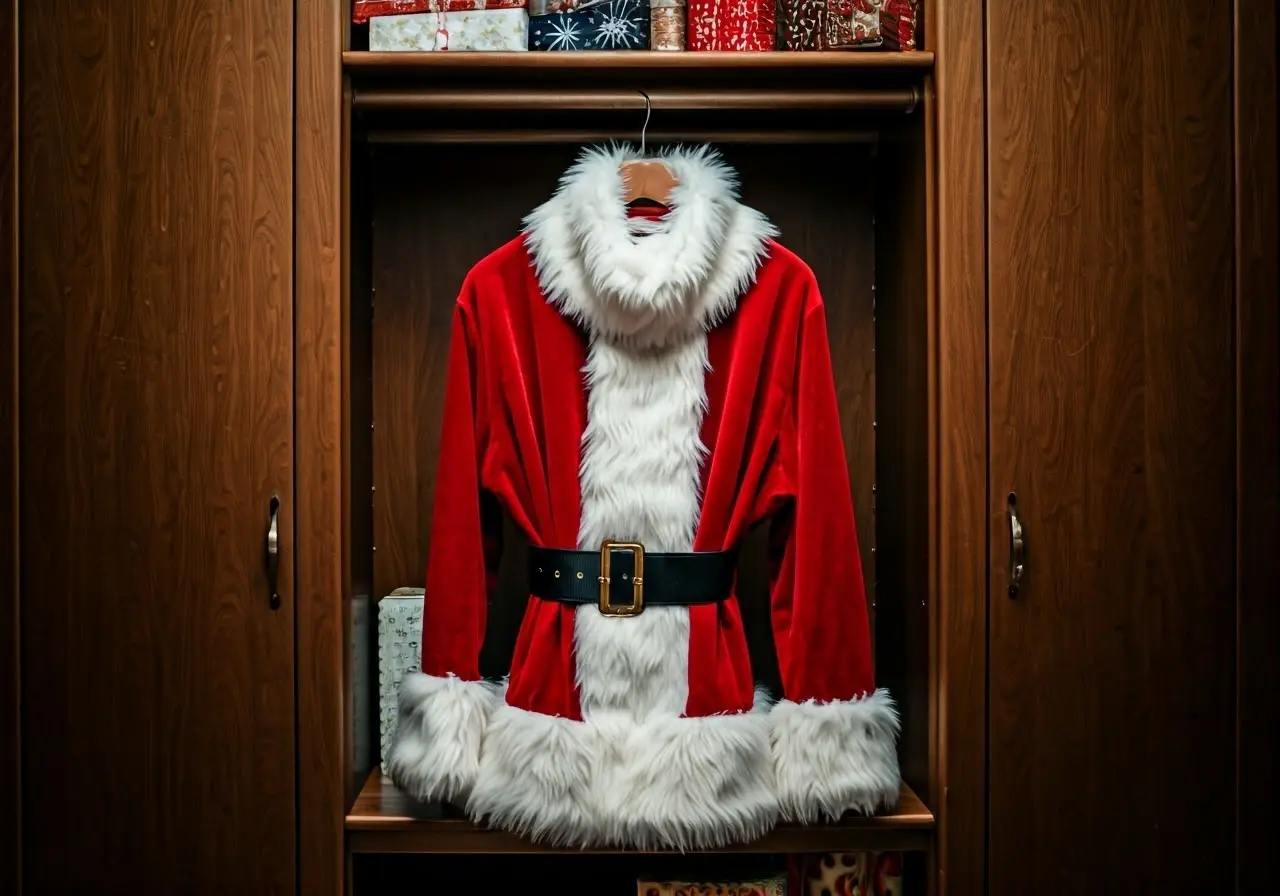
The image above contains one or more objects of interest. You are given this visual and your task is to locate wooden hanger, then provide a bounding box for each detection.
[619,91,678,209]
[621,160,677,208]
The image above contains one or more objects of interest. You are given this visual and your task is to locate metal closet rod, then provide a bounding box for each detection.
[351,86,921,113]
[364,129,882,145]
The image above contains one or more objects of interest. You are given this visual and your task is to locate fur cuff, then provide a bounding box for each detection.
[386,673,502,805]
[770,689,902,822]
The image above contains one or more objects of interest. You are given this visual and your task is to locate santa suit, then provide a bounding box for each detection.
[387,145,900,850]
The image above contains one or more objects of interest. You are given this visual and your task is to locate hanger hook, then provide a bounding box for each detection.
[638,90,651,155]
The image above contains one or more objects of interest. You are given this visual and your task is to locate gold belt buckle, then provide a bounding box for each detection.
[598,540,644,617]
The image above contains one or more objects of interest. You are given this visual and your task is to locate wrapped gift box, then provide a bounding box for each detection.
[798,852,904,896]
[370,7,530,50]
[377,587,424,774]
[637,874,788,896]
[355,0,525,22]
[368,7,531,50]
[528,0,650,51]
[779,0,920,51]
[529,0,585,11]
[687,0,776,50]
[879,0,920,50]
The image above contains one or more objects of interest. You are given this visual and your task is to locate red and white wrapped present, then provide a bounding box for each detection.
[686,0,777,50]
[354,0,526,24]
[779,0,920,51]
[878,0,920,50]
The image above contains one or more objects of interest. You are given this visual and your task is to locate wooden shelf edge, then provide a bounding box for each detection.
[342,50,935,73]
[347,769,934,855]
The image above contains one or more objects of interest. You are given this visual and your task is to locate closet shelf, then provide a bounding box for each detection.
[347,770,935,855]
[344,51,931,116]
[342,50,935,74]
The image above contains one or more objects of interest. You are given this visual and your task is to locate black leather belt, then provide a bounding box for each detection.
[529,541,737,617]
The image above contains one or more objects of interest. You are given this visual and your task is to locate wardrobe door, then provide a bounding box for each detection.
[987,0,1237,890]
[18,1,295,892]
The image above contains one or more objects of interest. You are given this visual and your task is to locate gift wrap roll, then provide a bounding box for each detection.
[369,7,531,51]
[528,0,651,50]
[649,0,685,51]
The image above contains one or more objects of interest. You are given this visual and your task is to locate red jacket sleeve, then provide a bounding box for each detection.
[770,298,877,704]
[421,294,492,682]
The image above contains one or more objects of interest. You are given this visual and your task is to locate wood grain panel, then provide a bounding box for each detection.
[1234,0,1279,890]
[18,1,295,891]
[988,0,1237,889]
[1,0,18,888]
[294,0,347,893]
[929,0,989,892]
[369,142,879,693]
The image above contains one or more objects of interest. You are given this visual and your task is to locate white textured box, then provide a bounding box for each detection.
[378,587,425,774]
[370,9,530,51]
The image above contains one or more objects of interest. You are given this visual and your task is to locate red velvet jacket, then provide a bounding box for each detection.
[388,145,900,851]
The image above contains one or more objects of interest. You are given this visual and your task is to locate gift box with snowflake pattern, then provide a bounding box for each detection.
[528,0,650,50]
[368,5,530,50]
[377,587,425,774]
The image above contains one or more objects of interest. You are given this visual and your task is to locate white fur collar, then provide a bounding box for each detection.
[523,144,778,347]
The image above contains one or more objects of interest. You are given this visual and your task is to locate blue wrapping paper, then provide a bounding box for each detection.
[528,0,651,50]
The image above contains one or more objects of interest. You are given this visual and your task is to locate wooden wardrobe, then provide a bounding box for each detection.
[2,0,1275,893]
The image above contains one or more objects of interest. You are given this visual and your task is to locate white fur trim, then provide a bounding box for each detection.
[523,143,778,348]
[771,689,902,822]
[466,688,780,850]
[385,672,502,805]
[573,336,709,719]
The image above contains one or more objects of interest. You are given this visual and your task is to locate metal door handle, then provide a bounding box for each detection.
[266,495,280,610]
[1007,491,1024,597]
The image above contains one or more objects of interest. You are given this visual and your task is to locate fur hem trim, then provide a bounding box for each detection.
[465,688,780,851]
[770,688,902,822]
[385,672,503,805]
[523,143,777,348]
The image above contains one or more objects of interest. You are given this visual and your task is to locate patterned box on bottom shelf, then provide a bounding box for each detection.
[638,874,788,896]
[377,587,424,774]
[798,852,904,896]
[528,0,651,51]
[369,8,531,51]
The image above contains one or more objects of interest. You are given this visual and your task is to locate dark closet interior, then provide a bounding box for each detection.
[344,85,935,890]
